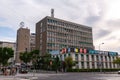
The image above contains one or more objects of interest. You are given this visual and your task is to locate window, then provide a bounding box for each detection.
[105,62,108,68]
[92,62,95,68]
[86,55,89,61]
[81,62,84,69]
[101,56,103,61]
[64,54,66,58]
[81,54,84,61]
[68,53,70,57]
[75,54,78,61]
[96,55,99,61]
[91,55,94,61]
[105,56,107,61]
[87,62,89,68]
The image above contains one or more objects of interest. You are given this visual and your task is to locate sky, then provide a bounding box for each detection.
[0,0,120,53]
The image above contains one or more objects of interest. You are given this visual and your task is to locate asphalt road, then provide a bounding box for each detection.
[0,72,120,80]
[38,72,120,80]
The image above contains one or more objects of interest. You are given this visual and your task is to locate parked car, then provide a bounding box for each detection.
[118,71,120,74]
[19,68,28,74]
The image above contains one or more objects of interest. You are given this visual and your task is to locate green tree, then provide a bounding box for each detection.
[65,56,75,69]
[19,52,32,64]
[0,47,14,66]
[36,53,52,70]
[30,50,39,62]
[30,50,40,69]
[42,53,52,70]
[113,57,120,68]
[53,56,60,72]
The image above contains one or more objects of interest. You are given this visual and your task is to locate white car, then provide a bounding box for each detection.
[118,71,120,74]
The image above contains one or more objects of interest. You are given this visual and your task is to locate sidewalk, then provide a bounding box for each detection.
[0,73,39,80]
[0,72,62,80]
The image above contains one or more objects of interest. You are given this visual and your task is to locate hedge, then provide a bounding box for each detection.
[67,68,120,72]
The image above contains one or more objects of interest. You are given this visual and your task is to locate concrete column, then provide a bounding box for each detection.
[103,56,105,68]
[94,55,97,61]
[89,55,92,69]
[111,56,113,61]
[78,62,82,69]
[103,56,105,62]
[78,54,81,61]
[89,62,92,69]
[71,53,75,61]
[111,62,114,69]
[94,62,97,69]
[84,54,86,62]
[114,64,117,68]
[89,55,92,62]
[107,62,110,69]
[84,62,87,69]
[62,54,64,61]
[94,55,97,69]
[103,62,106,68]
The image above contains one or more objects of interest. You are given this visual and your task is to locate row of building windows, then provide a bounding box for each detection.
[47,19,92,32]
[47,31,92,40]
[47,32,93,44]
[79,62,115,69]
[47,37,93,46]
[61,54,115,62]
[57,53,117,69]
[47,25,92,37]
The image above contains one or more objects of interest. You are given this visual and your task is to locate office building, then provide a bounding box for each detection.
[36,16,94,55]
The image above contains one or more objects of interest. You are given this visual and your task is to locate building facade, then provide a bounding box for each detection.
[30,33,36,51]
[0,41,16,63]
[36,16,94,55]
[16,27,30,63]
[53,48,118,69]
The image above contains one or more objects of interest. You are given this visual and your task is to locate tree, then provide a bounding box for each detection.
[42,53,52,70]
[30,50,39,63]
[54,56,60,72]
[65,56,75,69]
[30,50,40,69]
[19,52,32,64]
[0,47,14,66]
[113,57,120,68]
[36,53,52,70]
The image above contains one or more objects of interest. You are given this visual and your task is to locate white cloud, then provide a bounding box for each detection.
[0,36,16,42]
[0,0,120,53]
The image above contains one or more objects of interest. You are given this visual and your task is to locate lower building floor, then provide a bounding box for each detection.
[52,51,118,69]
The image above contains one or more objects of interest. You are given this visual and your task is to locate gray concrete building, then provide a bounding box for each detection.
[36,16,94,55]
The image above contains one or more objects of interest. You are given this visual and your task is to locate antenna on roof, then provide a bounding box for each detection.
[51,8,54,18]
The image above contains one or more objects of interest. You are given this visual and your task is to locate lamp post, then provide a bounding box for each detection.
[99,43,104,73]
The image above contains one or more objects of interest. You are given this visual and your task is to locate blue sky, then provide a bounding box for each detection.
[0,0,120,53]
[0,26,16,42]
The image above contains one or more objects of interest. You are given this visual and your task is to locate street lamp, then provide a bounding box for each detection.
[99,43,104,73]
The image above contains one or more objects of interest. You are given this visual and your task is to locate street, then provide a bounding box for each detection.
[37,72,120,80]
[0,72,120,80]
